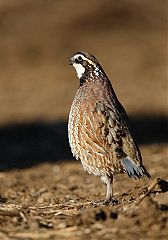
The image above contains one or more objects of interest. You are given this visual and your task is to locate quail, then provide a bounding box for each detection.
[68,51,150,204]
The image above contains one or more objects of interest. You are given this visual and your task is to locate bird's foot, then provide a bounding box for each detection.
[91,198,119,207]
[103,197,119,206]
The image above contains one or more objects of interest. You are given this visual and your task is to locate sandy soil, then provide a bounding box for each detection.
[0,0,167,239]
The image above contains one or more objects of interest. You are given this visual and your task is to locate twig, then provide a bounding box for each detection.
[29,201,92,210]
[0,204,22,216]
[135,178,161,205]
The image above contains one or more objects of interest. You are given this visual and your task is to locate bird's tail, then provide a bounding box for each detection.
[122,157,151,179]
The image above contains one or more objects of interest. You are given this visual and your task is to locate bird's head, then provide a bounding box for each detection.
[69,51,105,82]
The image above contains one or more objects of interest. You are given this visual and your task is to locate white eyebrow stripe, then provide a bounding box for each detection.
[74,54,96,67]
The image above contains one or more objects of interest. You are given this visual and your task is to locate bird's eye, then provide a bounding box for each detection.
[76,56,83,63]
[78,56,83,61]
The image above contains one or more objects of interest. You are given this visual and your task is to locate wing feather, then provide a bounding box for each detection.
[79,102,143,170]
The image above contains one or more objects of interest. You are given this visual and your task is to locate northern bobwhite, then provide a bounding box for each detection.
[68,51,150,204]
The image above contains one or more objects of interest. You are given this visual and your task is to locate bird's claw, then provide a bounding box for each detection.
[91,198,119,206]
[103,197,119,205]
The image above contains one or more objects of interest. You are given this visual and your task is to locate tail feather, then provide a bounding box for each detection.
[122,157,151,179]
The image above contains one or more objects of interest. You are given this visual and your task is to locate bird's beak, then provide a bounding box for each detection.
[69,58,74,65]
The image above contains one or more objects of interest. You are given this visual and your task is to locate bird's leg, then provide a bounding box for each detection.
[103,175,119,205]
[91,175,119,206]
[105,175,113,201]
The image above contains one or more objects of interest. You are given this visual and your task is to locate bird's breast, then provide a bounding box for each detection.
[68,86,118,176]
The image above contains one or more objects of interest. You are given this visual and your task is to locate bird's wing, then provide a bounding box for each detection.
[79,101,150,178]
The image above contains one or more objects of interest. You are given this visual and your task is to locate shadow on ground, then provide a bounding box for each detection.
[0,115,167,171]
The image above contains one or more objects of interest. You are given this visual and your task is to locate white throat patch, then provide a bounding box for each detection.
[73,63,85,79]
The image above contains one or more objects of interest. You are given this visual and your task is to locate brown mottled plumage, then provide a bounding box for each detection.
[68,51,150,204]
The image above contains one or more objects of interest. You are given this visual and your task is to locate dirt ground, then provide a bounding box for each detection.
[0,1,167,239]
[0,146,168,240]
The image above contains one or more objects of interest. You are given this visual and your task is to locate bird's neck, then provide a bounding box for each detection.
[79,67,106,86]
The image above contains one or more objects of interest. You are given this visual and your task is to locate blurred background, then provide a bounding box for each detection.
[0,0,167,170]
